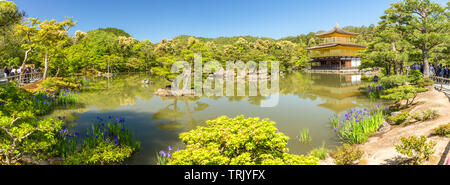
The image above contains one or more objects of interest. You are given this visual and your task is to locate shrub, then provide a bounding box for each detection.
[330,106,384,144]
[408,70,423,83]
[380,75,409,86]
[415,78,434,88]
[167,116,319,165]
[421,109,439,121]
[330,144,363,165]
[395,136,436,165]
[64,141,134,165]
[309,142,329,160]
[411,109,439,122]
[380,85,427,107]
[0,116,63,165]
[388,112,410,125]
[0,82,37,116]
[433,123,450,137]
[361,75,373,82]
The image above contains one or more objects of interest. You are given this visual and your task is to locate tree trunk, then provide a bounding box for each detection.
[43,50,49,79]
[422,49,430,78]
[19,48,32,82]
[392,43,399,75]
[55,67,60,77]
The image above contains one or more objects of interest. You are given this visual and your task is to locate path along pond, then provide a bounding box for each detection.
[48,72,386,164]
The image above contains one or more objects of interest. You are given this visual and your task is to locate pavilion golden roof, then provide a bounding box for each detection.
[316,26,359,37]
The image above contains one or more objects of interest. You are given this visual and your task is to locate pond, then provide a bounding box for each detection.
[49,72,384,164]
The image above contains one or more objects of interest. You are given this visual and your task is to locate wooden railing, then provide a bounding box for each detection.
[432,76,450,91]
[1,72,44,86]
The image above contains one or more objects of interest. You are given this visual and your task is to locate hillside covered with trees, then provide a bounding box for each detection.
[0,0,449,79]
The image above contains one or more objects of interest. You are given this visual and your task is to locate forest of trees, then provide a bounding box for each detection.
[0,0,449,79]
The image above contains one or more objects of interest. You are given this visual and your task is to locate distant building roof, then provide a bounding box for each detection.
[316,25,359,37]
[306,43,366,50]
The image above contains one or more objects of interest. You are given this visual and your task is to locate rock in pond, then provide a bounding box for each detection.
[154,88,195,97]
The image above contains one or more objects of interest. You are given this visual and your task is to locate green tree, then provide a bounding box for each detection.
[0,0,24,31]
[380,85,427,106]
[383,0,449,77]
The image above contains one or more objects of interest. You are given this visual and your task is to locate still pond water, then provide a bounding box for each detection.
[49,72,382,164]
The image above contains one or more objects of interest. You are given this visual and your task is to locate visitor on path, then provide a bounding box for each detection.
[429,64,435,76]
[444,66,449,78]
[438,65,445,77]
[3,66,9,78]
[10,67,16,76]
[24,66,32,83]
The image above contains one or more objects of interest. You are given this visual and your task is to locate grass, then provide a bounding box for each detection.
[299,128,312,144]
[56,88,79,105]
[309,142,329,160]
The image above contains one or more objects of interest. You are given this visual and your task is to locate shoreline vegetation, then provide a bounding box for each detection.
[1,0,449,165]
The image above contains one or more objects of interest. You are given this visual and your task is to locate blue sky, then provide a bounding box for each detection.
[13,0,448,42]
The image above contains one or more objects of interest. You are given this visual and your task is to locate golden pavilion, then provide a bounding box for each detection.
[306,25,366,71]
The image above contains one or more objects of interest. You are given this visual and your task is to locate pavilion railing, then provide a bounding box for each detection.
[310,50,361,58]
[310,65,358,70]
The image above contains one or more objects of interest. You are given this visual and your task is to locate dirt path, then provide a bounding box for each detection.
[358,88,450,165]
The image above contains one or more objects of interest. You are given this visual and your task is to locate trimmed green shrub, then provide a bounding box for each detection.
[380,75,409,86]
[415,78,434,88]
[167,116,319,165]
[395,136,436,165]
[408,70,422,83]
[330,144,363,165]
[433,123,450,137]
[388,112,410,125]
[381,85,427,107]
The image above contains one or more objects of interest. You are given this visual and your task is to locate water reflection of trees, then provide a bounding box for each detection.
[79,74,167,111]
[154,96,208,131]
[66,73,372,130]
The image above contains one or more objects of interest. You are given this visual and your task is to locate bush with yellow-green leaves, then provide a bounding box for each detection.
[167,116,319,165]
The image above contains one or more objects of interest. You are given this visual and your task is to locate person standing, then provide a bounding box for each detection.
[3,66,9,78]
[438,65,444,77]
[10,67,16,76]
[444,66,449,78]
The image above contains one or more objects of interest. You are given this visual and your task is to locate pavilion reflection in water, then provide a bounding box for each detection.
[306,73,365,115]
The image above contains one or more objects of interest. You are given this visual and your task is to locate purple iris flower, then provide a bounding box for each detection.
[160,151,166,157]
